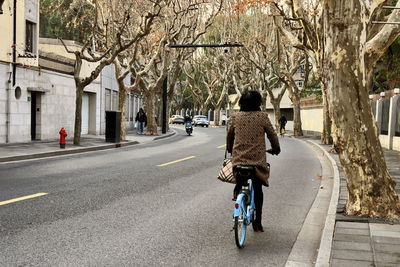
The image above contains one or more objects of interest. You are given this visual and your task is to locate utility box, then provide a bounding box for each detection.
[105,111,121,143]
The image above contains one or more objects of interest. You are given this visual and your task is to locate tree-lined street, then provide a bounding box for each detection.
[0,127,322,265]
[1,0,400,265]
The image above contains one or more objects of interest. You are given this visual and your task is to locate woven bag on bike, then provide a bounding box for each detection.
[217,150,236,184]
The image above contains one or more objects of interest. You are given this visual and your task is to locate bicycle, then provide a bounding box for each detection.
[233,161,271,248]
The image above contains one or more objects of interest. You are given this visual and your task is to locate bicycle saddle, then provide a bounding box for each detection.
[235,165,255,178]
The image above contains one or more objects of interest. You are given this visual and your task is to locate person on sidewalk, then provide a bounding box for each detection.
[227,91,281,233]
[278,115,287,135]
[135,108,147,135]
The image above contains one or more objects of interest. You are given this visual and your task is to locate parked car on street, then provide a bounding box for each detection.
[192,115,209,127]
[169,115,184,124]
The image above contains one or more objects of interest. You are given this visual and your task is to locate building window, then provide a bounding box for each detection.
[130,95,134,120]
[125,95,129,120]
[296,81,303,89]
[297,64,304,73]
[26,21,36,53]
[112,90,119,111]
[105,89,111,111]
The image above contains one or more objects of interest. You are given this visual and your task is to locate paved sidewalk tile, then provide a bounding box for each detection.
[370,223,400,232]
[332,249,374,261]
[331,259,374,267]
[332,241,372,251]
[333,233,371,243]
[374,243,400,253]
[335,228,370,236]
[375,252,400,265]
[370,223,400,266]
[336,221,369,229]
[373,236,400,245]
[375,263,399,267]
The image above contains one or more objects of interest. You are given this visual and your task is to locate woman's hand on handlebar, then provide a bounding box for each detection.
[266,149,280,155]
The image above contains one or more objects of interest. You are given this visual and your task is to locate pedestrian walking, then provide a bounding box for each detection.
[278,115,287,136]
[135,108,147,135]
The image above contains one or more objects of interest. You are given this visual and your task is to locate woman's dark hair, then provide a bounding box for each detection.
[239,91,262,111]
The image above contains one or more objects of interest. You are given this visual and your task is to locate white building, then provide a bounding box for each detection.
[0,0,41,143]
[0,0,142,144]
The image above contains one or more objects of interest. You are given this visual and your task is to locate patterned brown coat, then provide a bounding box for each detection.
[226,111,280,186]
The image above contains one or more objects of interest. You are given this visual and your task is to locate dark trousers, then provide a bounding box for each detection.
[234,178,263,223]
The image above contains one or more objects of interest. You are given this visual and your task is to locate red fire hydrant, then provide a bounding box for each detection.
[59,127,67,149]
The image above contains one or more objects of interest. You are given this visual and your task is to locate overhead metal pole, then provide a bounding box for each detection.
[372,21,400,25]
[372,6,400,24]
[170,43,243,48]
[382,6,400,9]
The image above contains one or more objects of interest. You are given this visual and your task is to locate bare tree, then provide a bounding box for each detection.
[60,0,162,144]
[273,4,333,144]
[279,48,305,136]
[128,0,223,135]
[183,58,214,116]
[242,28,287,130]
[274,1,400,218]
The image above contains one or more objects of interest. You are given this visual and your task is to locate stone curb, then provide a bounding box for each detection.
[0,141,139,163]
[305,141,340,267]
[0,130,176,164]
[153,131,176,140]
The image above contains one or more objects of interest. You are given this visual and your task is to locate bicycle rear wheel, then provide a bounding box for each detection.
[234,197,247,248]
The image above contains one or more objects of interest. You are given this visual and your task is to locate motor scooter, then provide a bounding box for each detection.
[185,121,193,136]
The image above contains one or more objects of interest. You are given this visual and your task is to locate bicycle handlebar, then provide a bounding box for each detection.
[266,149,278,155]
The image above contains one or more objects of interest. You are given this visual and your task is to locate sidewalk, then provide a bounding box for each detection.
[299,135,400,267]
[0,128,175,163]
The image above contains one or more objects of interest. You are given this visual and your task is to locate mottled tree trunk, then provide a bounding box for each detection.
[286,78,303,136]
[292,95,303,136]
[144,91,158,135]
[118,87,127,141]
[260,91,268,112]
[326,1,400,218]
[73,85,83,145]
[214,107,220,126]
[321,84,333,145]
[271,100,281,132]
[202,107,208,117]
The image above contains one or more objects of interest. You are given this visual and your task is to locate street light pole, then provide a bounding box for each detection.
[162,76,167,134]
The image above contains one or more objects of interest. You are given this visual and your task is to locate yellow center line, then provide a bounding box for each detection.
[0,193,48,206]
[157,156,196,167]
[217,144,226,148]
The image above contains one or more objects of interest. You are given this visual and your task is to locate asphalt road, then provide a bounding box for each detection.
[0,125,322,266]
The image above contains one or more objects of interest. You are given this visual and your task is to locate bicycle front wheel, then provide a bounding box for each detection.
[234,198,247,248]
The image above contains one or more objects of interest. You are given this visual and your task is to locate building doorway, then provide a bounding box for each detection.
[31,91,37,140]
[82,93,89,134]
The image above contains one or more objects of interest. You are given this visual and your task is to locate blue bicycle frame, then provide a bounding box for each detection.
[233,183,255,221]
[233,179,255,247]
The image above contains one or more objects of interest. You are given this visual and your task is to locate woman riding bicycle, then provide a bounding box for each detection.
[227,91,280,232]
